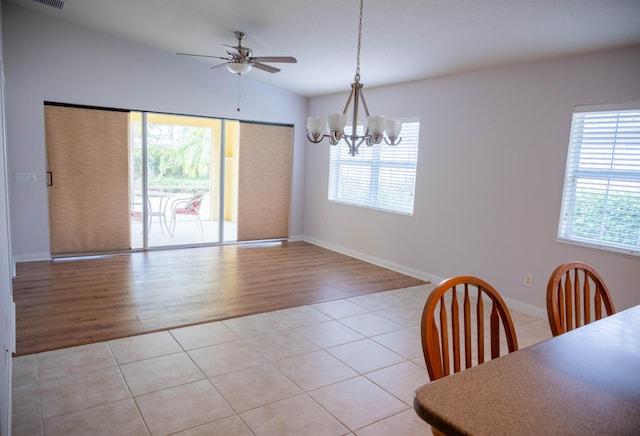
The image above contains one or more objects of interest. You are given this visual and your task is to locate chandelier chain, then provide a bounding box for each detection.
[355,0,363,82]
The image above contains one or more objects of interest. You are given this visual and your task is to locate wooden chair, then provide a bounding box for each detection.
[546,261,615,337]
[420,276,519,382]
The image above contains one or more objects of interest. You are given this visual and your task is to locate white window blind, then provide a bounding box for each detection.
[558,103,640,255]
[328,121,420,215]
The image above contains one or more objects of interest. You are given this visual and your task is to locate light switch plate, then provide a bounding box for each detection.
[15,172,37,183]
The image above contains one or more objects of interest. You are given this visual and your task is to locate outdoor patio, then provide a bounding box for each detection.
[131,194,238,249]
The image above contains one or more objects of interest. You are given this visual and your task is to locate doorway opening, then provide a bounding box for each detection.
[129,112,239,249]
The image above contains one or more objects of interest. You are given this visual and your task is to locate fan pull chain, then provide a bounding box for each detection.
[236,74,242,112]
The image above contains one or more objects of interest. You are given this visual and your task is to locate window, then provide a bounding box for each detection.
[328,121,420,215]
[558,103,640,255]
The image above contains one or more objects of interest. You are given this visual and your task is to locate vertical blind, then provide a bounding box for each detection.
[328,121,420,215]
[45,104,131,255]
[237,122,293,241]
[558,103,640,255]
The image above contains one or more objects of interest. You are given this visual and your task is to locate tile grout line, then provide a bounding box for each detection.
[12,288,552,435]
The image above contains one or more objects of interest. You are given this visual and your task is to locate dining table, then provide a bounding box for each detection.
[414,305,640,435]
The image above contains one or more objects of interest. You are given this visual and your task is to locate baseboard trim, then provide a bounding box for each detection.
[301,236,547,320]
[302,236,442,284]
[13,253,51,263]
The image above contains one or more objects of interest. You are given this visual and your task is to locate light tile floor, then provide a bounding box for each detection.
[12,284,552,436]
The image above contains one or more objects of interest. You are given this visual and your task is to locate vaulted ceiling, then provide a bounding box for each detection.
[7,0,640,97]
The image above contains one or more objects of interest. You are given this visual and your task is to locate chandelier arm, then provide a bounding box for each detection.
[357,85,372,139]
[342,86,356,115]
[351,82,361,141]
[329,133,342,145]
[306,133,320,143]
[384,136,403,146]
[358,86,371,118]
[353,136,367,156]
[343,135,354,155]
[343,134,367,157]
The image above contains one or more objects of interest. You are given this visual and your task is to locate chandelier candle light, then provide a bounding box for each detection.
[306,0,402,156]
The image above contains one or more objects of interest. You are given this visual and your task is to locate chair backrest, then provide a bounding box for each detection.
[546,261,615,337]
[186,193,203,212]
[421,276,519,381]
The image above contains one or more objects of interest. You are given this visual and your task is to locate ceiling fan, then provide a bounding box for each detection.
[177,31,297,75]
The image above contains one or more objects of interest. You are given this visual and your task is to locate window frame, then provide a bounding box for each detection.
[327,120,420,215]
[557,102,640,256]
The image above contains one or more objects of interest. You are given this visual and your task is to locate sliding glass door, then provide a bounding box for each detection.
[130,113,239,249]
[45,102,292,256]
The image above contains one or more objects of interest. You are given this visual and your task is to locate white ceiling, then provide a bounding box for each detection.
[8,0,640,97]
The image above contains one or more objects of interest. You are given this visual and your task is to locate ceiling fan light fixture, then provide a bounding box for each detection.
[227,62,252,75]
[177,31,296,80]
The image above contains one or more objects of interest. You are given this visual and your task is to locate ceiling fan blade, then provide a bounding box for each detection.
[177,52,229,60]
[252,56,297,63]
[252,62,281,73]
[209,62,230,70]
[222,44,241,56]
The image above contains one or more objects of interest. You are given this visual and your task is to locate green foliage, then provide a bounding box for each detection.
[146,123,212,182]
[147,177,209,194]
[571,189,640,248]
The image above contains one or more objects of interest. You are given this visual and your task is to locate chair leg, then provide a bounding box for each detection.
[168,210,176,237]
[168,213,201,236]
[196,214,203,235]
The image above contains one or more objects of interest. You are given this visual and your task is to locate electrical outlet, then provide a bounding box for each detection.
[524,273,533,287]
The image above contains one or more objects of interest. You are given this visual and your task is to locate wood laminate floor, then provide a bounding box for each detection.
[12,241,426,356]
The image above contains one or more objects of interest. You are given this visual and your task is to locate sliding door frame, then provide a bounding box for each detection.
[45,101,293,255]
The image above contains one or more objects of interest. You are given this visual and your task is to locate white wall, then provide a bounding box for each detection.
[2,2,308,260]
[306,45,640,315]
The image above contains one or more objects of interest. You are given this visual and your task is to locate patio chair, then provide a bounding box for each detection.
[168,192,204,237]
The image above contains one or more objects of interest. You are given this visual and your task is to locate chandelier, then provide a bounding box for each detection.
[306,0,402,156]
